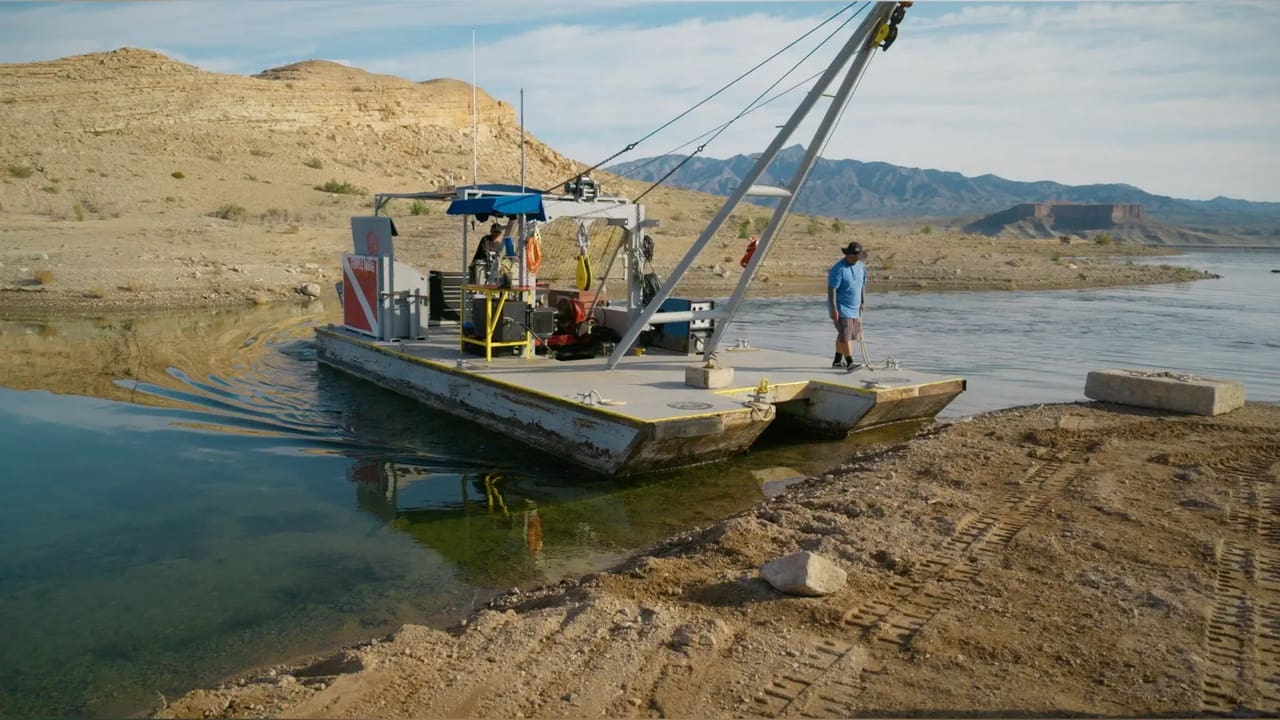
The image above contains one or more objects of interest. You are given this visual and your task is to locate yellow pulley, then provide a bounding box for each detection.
[872,21,890,47]
[574,222,593,291]
[575,253,592,291]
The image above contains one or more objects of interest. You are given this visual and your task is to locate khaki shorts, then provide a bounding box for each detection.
[833,317,862,343]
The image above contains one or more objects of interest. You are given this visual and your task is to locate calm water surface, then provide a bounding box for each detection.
[0,250,1276,716]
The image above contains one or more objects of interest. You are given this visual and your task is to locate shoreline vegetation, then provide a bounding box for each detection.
[0,211,1218,318]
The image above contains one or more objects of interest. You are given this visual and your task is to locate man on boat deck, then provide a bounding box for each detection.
[827,240,867,369]
[471,219,514,283]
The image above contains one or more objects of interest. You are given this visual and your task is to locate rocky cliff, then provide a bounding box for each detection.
[0,47,584,217]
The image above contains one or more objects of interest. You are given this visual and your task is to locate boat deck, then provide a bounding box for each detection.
[386,334,952,420]
[315,326,965,475]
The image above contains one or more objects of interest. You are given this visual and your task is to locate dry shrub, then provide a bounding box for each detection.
[209,204,248,222]
[259,208,290,224]
[121,280,156,293]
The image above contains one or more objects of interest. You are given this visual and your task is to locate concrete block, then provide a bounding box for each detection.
[685,365,734,389]
[1084,368,1245,416]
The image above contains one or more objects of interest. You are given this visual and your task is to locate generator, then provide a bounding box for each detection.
[463,298,529,355]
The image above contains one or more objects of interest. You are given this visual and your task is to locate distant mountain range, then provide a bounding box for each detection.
[605,146,1280,231]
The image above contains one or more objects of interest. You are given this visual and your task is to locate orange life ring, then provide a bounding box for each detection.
[526,231,543,273]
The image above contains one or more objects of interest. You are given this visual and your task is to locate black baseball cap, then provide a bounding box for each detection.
[842,241,864,255]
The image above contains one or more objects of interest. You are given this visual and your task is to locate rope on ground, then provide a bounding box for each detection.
[578,390,626,406]
[1125,370,1196,382]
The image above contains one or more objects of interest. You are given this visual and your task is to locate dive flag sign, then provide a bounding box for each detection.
[342,254,381,336]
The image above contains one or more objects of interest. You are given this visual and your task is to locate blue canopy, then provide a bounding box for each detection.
[446,193,546,222]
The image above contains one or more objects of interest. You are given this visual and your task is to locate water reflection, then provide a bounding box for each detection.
[340,422,931,591]
[344,452,773,590]
[352,462,559,588]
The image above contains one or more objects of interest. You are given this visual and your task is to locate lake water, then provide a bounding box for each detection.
[0,250,1276,716]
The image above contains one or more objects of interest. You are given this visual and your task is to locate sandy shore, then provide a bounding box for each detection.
[0,210,1215,317]
[153,400,1280,718]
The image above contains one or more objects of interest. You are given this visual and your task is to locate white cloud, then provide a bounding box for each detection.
[1,1,1276,200]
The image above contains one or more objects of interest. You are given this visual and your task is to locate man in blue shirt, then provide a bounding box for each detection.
[827,241,867,369]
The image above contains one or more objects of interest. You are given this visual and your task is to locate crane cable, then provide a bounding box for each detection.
[745,38,879,301]
[548,1,865,194]
[611,66,827,185]
[633,3,870,202]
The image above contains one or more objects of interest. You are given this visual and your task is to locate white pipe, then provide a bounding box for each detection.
[644,310,724,324]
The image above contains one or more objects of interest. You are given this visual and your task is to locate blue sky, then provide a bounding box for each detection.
[1,1,1277,202]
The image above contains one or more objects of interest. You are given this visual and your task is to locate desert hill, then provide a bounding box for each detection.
[0,48,1215,313]
[961,203,1232,246]
[970,217,1226,246]
[0,47,731,256]
[0,47,579,200]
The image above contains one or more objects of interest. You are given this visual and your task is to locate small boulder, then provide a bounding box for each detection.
[298,283,322,298]
[760,476,807,498]
[760,551,846,596]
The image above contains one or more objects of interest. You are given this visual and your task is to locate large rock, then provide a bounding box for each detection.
[1084,368,1245,416]
[760,551,847,596]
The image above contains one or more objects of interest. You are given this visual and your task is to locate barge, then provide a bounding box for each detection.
[316,1,963,475]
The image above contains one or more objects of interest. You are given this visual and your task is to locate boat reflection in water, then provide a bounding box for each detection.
[350,458,621,589]
[340,414,937,589]
[344,453,767,590]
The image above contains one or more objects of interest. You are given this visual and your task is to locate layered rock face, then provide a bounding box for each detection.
[0,47,582,215]
[986,202,1146,230]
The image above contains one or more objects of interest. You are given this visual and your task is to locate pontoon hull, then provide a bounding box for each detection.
[315,326,964,476]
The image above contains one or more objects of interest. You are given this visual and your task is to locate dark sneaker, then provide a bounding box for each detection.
[831,359,844,368]
[845,362,864,373]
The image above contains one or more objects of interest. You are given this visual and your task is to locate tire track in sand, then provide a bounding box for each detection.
[1201,458,1280,715]
[750,455,1082,717]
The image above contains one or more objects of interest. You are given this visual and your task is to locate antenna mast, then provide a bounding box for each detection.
[520,89,526,191]
[471,29,478,186]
